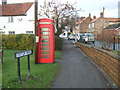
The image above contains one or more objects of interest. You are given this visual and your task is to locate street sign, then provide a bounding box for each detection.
[15,50,33,58]
[15,50,33,81]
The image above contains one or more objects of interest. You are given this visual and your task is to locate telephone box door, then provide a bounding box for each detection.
[37,19,54,63]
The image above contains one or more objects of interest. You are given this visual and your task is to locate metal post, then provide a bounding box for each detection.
[28,55,30,76]
[17,58,21,81]
[34,0,38,64]
[113,34,115,50]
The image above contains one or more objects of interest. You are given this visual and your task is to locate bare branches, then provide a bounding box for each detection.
[39,0,76,19]
[39,0,78,33]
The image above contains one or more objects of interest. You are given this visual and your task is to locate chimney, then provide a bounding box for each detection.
[89,13,91,17]
[80,17,85,20]
[93,16,96,19]
[2,0,7,5]
[100,12,104,18]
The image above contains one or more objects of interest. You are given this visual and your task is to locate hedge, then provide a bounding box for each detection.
[55,35,63,50]
[2,34,34,50]
[2,34,62,50]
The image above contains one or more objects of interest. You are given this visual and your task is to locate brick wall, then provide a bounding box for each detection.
[76,42,120,87]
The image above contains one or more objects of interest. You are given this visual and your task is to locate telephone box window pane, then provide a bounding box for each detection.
[41,47,49,50]
[41,55,49,58]
[40,22,51,24]
[41,40,49,43]
[41,32,49,35]
[41,51,49,54]
[41,36,49,39]
[41,44,49,46]
[41,28,49,31]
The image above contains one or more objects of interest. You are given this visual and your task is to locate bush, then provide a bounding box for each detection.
[2,34,34,50]
[55,35,63,50]
[2,34,62,50]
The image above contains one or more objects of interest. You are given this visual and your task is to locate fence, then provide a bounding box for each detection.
[97,30,120,51]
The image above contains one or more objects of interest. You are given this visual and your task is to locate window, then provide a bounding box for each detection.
[26,31,33,34]
[9,31,15,34]
[41,28,49,31]
[92,23,94,27]
[0,31,5,35]
[8,17,14,23]
[89,24,91,28]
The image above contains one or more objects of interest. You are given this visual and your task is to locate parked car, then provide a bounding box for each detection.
[82,33,95,44]
[77,33,85,42]
[68,34,75,40]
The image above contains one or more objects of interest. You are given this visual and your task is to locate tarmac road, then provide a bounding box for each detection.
[52,39,113,88]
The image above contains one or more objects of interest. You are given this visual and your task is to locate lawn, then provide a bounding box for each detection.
[2,50,61,88]
[0,63,2,89]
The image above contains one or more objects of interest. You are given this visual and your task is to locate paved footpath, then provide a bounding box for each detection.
[52,39,113,88]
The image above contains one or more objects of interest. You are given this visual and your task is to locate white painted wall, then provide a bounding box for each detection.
[0,3,35,34]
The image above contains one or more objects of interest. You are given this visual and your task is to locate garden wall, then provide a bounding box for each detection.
[76,42,120,87]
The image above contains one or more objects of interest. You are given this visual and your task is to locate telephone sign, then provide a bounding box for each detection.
[37,18,55,63]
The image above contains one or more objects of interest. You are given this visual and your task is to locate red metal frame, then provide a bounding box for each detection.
[37,18,54,63]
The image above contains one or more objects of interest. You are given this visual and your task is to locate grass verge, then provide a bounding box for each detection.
[112,50,120,55]
[2,50,61,88]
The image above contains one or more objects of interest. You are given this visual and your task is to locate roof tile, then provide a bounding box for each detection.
[0,3,33,16]
[105,18,120,22]
[77,17,89,24]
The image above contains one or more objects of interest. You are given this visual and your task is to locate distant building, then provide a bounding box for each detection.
[88,12,120,36]
[88,12,109,36]
[0,0,35,34]
[75,14,92,33]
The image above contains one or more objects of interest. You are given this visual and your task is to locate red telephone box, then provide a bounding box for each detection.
[37,18,55,63]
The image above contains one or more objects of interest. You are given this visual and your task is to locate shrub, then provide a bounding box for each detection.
[55,35,63,50]
[2,34,62,50]
[2,34,34,50]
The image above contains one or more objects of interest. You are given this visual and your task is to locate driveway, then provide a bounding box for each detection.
[52,39,112,88]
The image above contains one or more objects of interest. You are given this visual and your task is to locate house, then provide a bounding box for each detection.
[72,25,79,34]
[74,14,92,33]
[88,12,120,36]
[88,12,109,36]
[0,0,35,34]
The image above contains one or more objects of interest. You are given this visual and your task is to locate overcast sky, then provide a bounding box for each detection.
[0,0,119,18]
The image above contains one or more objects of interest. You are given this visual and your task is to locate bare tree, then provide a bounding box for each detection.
[39,0,77,34]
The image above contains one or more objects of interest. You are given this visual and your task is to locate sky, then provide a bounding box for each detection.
[0,0,120,18]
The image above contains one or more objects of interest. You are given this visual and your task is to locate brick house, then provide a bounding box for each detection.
[88,12,109,36]
[88,12,120,36]
[75,14,92,33]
